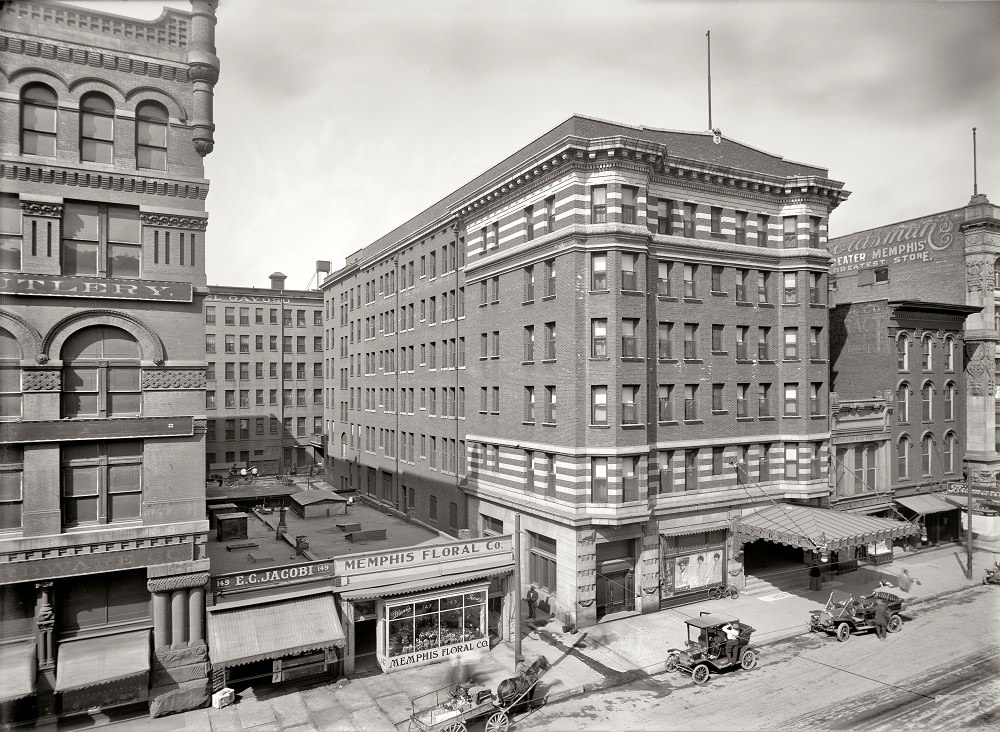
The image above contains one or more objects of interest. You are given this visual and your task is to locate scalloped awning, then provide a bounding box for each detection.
[733,504,920,551]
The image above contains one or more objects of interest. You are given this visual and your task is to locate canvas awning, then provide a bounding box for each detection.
[0,641,36,702]
[207,589,345,669]
[732,504,920,551]
[339,567,512,601]
[895,494,958,515]
[55,630,150,693]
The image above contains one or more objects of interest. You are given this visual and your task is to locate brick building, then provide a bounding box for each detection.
[322,115,861,629]
[203,273,325,478]
[0,0,219,721]
[828,194,1000,546]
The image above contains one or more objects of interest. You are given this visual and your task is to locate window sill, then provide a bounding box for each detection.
[658,420,679,426]
[683,420,704,425]
[682,298,703,304]
[620,357,644,363]
[541,422,557,427]
[710,290,728,297]
[658,358,678,364]
[782,302,800,307]
[758,302,775,309]
[541,358,556,364]
[809,358,827,364]
[759,416,776,421]
[810,414,826,420]
[621,423,645,430]
[590,289,611,294]
[657,295,678,302]
[589,423,611,429]
[523,421,535,426]
[736,358,754,365]
[783,358,801,364]
[542,294,556,302]
[590,356,610,362]
[683,358,703,365]
[711,350,728,356]
[809,302,828,309]
[736,416,753,422]
[735,300,754,307]
[711,410,729,415]
[522,299,534,305]
[758,359,775,365]
[783,414,801,419]
[522,360,535,365]
[622,289,644,296]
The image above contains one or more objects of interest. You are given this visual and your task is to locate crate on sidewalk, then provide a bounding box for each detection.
[211,688,235,709]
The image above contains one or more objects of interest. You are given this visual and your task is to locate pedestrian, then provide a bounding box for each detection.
[526,585,539,620]
[722,622,742,664]
[872,599,890,640]
[809,564,822,591]
[897,568,921,593]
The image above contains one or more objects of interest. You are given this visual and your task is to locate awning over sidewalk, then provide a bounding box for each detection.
[55,630,150,693]
[339,567,512,601]
[732,504,920,551]
[0,641,36,702]
[207,589,345,669]
[895,494,958,515]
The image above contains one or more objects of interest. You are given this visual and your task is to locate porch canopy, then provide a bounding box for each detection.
[895,494,957,515]
[732,504,920,551]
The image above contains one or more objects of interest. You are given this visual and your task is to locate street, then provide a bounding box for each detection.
[516,586,1000,731]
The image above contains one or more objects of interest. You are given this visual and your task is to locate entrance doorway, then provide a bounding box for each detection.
[596,540,636,619]
[353,618,379,675]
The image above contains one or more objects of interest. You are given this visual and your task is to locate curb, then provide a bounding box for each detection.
[539,581,986,707]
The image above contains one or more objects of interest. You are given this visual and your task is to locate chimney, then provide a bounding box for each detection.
[269,272,286,290]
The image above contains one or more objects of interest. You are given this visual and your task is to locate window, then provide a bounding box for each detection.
[135,101,168,170]
[658,384,672,421]
[658,450,673,494]
[482,514,504,536]
[874,267,889,283]
[783,384,799,416]
[657,322,672,359]
[592,386,608,425]
[809,272,822,304]
[784,443,798,478]
[657,199,672,235]
[0,446,23,529]
[810,327,822,360]
[591,186,607,223]
[621,186,637,224]
[544,322,556,360]
[524,266,535,301]
[524,325,535,362]
[545,196,556,231]
[783,216,797,247]
[621,319,639,358]
[205,335,217,355]
[757,271,769,303]
[592,319,607,358]
[758,327,771,360]
[524,386,535,423]
[61,440,142,526]
[0,194,21,271]
[736,383,748,418]
[491,222,499,249]
[783,272,798,304]
[711,266,723,292]
[712,447,724,475]
[944,382,956,420]
[62,202,141,278]
[783,328,798,360]
[683,264,696,298]
[80,93,115,164]
[810,383,822,415]
[735,269,748,301]
[621,385,639,425]
[758,383,771,418]
[622,455,639,501]
[735,211,747,244]
[710,206,722,235]
[897,335,909,371]
[757,214,769,247]
[524,206,534,240]
[528,532,557,592]
[897,437,910,479]
[683,323,698,359]
[591,457,608,501]
[921,335,933,370]
[684,384,697,420]
[592,253,608,290]
[21,83,57,157]
[897,383,910,422]
[736,326,748,360]
[711,324,724,353]
[944,432,956,474]
[684,449,698,490]
[657,261,672,296]
[921,382,933,421]
[921,435,933,475]
[944,337,955,371]
[809,217,821,247]
[62,326,140,418]
[524,449,534,492]
[683,203,697,237]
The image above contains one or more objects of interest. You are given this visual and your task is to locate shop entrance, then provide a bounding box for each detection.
[742,540,809,589]
[596,540,636,619]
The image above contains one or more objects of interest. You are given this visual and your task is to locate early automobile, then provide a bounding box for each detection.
[665,612,757,684]
[808,587,905,642]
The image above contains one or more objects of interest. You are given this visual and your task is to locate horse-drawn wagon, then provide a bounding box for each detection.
[408,656,548,732]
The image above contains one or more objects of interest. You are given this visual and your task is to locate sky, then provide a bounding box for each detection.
[72,0,1000,291]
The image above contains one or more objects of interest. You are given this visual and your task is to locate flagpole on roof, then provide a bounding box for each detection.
[706,30,713,131]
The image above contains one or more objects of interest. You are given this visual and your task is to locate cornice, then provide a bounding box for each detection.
[139,212,208,230]
[0,161,208,201]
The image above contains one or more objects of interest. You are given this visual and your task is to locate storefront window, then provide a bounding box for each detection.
[386,588,485,661]
[660,531,727,601]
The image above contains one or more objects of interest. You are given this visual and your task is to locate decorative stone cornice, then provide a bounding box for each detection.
[147,572,210,594]
[139,213,209,231]
[21,368,60,392]
[142,368,206,390]
[0,163,207,202]
[20,201,62,218]
[966,255,996,294]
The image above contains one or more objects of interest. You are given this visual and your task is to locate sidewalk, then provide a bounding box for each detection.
[96,537,999,732]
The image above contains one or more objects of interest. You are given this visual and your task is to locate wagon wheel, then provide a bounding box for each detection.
[485,711,510,732]
[887,614,903,633]
[692,664,710,685]
[440,723,466,732]
[740,648,757,670]
[665,653,679,672]
[836,623,851,642]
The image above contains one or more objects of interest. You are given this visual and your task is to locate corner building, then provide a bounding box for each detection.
[323,116,849,629]
[0,0,219,722]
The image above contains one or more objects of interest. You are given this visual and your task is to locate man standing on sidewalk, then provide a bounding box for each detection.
[526,585,539,620]
[872,599,890,640]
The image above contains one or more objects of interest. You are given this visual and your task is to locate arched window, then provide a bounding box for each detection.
[896,334,909,371]
[21,83,57,157]
[61,326,141,418]
[944,336,955,372]
[921,381,933,422]
[897,436,910,479]
[921,435,933,475]
[896,382,909,423]
[943,432,956,474]
[921,334,933,370]
[944,382,956,421]
[340,433,347,459]
[135,101,168,170]
[80,92,114,164]
[0,328,21,420]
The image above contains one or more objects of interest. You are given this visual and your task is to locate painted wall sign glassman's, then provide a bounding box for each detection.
[828,210,963,274]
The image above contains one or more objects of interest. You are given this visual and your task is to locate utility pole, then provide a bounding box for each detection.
[513,514,522,671]
[706,30,713,131]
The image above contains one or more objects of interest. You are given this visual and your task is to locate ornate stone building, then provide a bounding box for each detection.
[0,0,219,721]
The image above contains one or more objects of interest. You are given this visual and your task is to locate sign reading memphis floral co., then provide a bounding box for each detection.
[1,274,192,302]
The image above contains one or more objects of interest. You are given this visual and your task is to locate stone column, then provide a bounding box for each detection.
[170,590,188,649]
[188,586,205,644]
[152,591,170,650]
[34,581,54,670]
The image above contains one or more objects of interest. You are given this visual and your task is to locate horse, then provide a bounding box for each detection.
[496,656,549,713]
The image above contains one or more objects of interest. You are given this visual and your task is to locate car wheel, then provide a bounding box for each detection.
[887,614,903,633]
[740,649,757,670]
[836,623,851,642]
[665,654,679,672]
[692,664,710,685]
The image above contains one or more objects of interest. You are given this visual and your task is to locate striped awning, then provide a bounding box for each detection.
[207,589,345,669]
[339,567,512,601]
[733,504,920,551]
[895,494,957,515]
[0,642,36,702]
[55,630,149,693]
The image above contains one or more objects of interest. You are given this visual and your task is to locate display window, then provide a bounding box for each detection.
[383,585,487,669]
[660,530,727,601]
